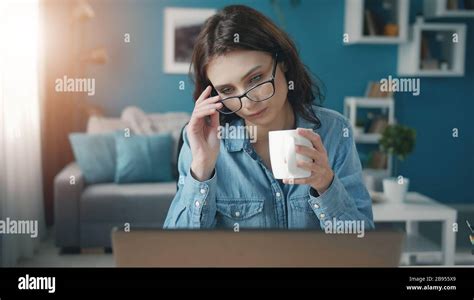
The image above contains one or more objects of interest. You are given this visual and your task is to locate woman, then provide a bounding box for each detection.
[164,5,373,230]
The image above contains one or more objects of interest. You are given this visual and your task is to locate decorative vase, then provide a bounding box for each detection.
[383,177,410,202]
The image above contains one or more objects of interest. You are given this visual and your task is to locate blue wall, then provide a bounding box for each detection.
[85,0,474,203]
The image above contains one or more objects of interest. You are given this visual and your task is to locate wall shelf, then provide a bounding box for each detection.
[355,133,382,143]
[344,97,395,132]
[344,97,395,178]
[397,22,466,76]
[363,168,391,178]
[344,0,409,44]
[424,0,474,18]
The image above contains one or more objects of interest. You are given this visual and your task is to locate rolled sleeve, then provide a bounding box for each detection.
[163,125,218,229]
[308,175,357,223]
[306,117,374,230]
[180,168,218,227]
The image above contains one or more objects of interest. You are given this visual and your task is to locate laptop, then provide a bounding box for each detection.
[112,228,404,267]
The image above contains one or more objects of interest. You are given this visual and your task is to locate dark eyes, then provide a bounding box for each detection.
[220,87,233,95]
[220,74,263,95]
[249,74,262,84]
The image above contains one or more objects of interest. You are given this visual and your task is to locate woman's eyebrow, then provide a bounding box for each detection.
[214,65,262,90]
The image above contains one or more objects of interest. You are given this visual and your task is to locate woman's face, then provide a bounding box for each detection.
[206,50,288,126]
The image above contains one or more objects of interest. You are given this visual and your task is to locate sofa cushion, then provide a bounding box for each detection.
[121,106,158,135]
[148,112,189,162]
[80,182,176,223]
[87,116,131,134]
[85,107,190,181]
[69,132,116,184]
[114,132,173,183]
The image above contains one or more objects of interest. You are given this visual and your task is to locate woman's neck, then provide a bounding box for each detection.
[246,101,295,144]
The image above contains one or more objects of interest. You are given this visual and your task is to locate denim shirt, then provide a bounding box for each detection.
[164,105,374,230]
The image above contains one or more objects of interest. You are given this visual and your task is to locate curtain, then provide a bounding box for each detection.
[0,0,46,267]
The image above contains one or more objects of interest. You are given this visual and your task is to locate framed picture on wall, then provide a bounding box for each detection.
[163,7,216,74]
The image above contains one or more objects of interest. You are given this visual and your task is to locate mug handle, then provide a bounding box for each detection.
[285,135,296,178]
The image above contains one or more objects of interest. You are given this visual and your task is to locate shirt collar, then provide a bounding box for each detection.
[223,109,317,153]
[223,118,247,152]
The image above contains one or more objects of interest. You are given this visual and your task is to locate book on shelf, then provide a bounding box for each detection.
[447,0,459,10]
[421,59,440,70]
[445,0,473,10]
[368,116,388,134]
[420,36,431,61]
[383,23,399,37]
[364,9,377,36]
[363,112,374,133]
[365,81,393,98]
[368,151,387,169]
[465,0,474,9]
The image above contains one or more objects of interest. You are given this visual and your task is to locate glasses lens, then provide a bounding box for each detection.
[218,97,242,114]
[247,82,275,102]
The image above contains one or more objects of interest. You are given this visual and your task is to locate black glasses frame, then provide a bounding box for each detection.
[216,53,278,115]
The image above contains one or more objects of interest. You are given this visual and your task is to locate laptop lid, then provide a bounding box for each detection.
[112,229,404,267]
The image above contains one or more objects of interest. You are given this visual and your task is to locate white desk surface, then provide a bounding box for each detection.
[373,192,457,222]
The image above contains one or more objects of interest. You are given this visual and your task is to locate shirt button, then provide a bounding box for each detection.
[313,203,320,209]
[319,213,326,219]
[235,211,240,217]
[194,201,201,208]
[276,192,281,197]
[200,188,206,194]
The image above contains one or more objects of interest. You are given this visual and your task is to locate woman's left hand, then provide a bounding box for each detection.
[282,128,334,194]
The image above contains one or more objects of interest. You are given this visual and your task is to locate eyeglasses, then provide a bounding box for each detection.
[215,53,278,115]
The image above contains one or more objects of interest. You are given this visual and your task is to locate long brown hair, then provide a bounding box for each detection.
[190,4,324,127]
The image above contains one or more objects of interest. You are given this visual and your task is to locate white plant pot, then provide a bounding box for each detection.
[383,177,410,202]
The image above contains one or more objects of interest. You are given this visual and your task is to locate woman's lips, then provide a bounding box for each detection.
[247,107,267,118]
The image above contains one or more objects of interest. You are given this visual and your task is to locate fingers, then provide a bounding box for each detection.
[295,144,318,161]
[296,159,317,172]
[295,145,327,167]
[196,85,222,104]
[282,176,313,185]
[196,85,212,103]
[193,85,222,118]
[297,128,326,154]
[200,95,221,104]
[190,85,222,125]
[209,105,220,128]
[280,160,315,185]
[192,103,222,119]
[196,103,223,113]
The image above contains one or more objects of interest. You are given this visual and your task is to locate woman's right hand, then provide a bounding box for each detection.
[187,85,223,181]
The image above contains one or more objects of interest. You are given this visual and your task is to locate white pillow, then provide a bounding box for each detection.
[148,112,190,166]
[121,106,158,135]
[87,116,130,134]
[148,112,190,141]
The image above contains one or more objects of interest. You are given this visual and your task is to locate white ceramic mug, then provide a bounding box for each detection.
[268,129,312,179]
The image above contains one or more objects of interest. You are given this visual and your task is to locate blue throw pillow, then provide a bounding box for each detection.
[114,132,173,183]
[69,132,116,184]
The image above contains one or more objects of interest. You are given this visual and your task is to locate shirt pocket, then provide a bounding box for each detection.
[215,198,264,228]
[288,195,321,229]
[288,195,314,213]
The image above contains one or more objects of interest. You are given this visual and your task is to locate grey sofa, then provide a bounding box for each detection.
[54,163,176,250]
[54,109,189,251]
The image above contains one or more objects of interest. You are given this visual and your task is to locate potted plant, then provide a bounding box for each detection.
[379,124,416,202]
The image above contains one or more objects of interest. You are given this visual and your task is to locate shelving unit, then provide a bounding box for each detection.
[398,22,466,76]
[400,234,443,265]
[344,97,395,178]
[373,193,458,266]
[344,97,395,143]
[344,0,409,44]
[424,0,474,18]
